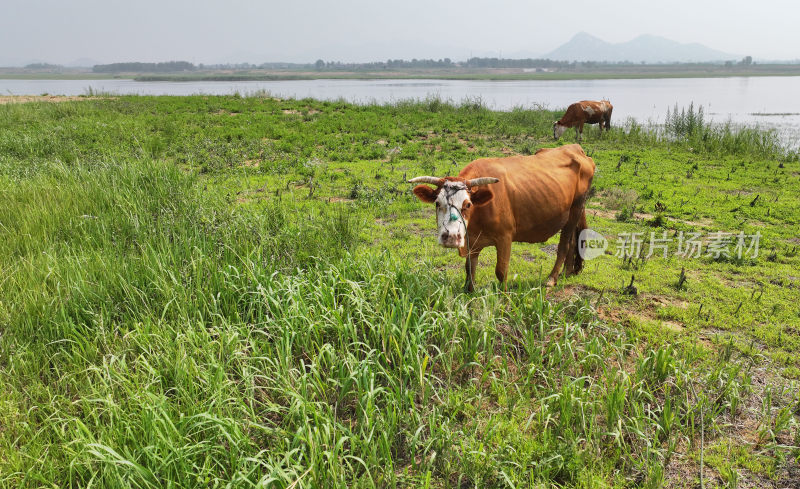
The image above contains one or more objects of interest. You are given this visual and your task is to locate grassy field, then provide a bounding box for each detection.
[1,95,799,488]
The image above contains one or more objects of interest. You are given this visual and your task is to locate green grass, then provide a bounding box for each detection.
[1,95,799,488]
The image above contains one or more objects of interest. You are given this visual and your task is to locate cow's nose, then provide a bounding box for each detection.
[441,230,450,240]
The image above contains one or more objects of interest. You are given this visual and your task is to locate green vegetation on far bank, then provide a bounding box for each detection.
[131,68,800,82]
[0,72,119,80]
[4,62,800,82]
[1,95,799,488]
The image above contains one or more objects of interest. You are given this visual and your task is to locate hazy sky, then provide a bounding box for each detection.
[2,0,798,65]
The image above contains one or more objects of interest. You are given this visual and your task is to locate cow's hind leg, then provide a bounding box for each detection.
[565,207,588,276]
[546,203,585,286]
[464,248,482,292]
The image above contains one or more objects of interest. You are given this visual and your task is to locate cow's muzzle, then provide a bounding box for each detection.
[439,230,464,248]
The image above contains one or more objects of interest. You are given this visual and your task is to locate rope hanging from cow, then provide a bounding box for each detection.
[442,183,472,284]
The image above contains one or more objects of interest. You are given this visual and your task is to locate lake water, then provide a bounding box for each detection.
[3,76,799,147]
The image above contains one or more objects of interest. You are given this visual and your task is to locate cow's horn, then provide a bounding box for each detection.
[408,176,443,185]
[466,177,500,187]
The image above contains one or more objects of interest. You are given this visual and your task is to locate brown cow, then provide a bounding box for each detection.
[410,144,595,291]
[553,100,613,142]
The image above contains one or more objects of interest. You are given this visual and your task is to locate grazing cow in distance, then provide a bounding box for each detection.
[553,100,613,142]
[410,144,595,291]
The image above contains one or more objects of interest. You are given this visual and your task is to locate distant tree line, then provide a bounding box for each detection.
[313,58,454,70]
[461,58,725,69]
[464,57,571,69]
[25,63,63,70]
[89,55,793,75]
[197,62,311,70]
[309,57,701,70]
[92,61,196,73]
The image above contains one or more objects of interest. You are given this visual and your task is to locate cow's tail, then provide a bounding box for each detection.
[570,206,588,276]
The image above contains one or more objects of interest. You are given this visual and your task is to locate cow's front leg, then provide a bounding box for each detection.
[464,248,482,292]
[494,236,512,285]
[576,123,583,142]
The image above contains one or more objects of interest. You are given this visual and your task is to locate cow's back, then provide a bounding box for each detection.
[459,145,594,243]
[559,103,585,126]
[559,101,611,126]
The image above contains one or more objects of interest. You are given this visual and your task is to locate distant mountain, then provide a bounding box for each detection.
[545,32,738,63]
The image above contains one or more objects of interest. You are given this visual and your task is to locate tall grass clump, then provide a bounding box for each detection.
[665,102,705,138]
[0,158,361,340]
[0,157,370,486]
[662,102,793,160]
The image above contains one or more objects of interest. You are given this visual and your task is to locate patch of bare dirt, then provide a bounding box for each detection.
[281,108,320,115]
[540,244,558,256]
[641,293,689,310]
[597,307,624,324]
[587,207,655,220]
[586,207,714,228]
[724,278,759,289]
[213,109,241,116]
[586,208,616,220]
[680,218,714,227]
[723,189,756,196]
[549,284,600,302]
[456,137,477,152]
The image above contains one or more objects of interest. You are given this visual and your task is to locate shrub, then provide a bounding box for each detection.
[604,187,639,210]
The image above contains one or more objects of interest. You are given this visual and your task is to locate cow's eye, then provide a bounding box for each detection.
[463,202,472,210]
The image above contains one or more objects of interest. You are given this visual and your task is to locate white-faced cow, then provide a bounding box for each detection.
[410,144,595,291]
[553,100,613,142]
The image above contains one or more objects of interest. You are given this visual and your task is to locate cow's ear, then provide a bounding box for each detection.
[471,188,494,207]
[412,185,439,203]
